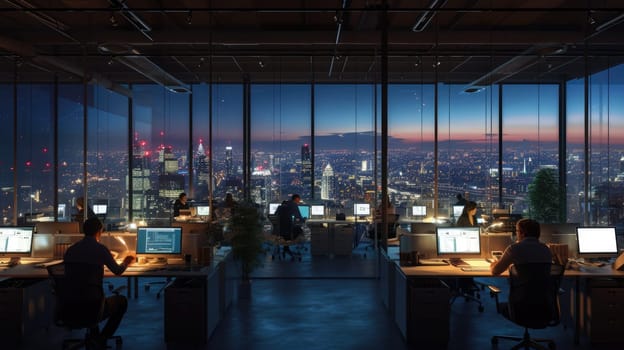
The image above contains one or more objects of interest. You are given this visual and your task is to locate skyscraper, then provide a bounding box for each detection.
[301,144,312,199]
[321,163,335,200]
[225,146,233,178]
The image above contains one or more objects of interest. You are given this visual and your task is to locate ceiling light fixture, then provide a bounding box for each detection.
[411,0,448,32]
[187,11,192,25]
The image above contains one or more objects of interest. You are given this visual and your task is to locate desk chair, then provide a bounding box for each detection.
[488,263,565,350]
[448,277,485,312]
[47,262,123,350]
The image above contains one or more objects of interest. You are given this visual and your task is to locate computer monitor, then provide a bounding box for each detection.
[298,205,310,220]
[412,205,427,217]
[195,205,210,217]
[268,202,281,215]
[452,205,464,217]
[310,204,325,218]
[136,227,183,259]
[354,203,371,217]
[0,227,34,258]
[436,226,481,257]
[93,204,107,215]
[576,227,618,259]
[178,209,192,217]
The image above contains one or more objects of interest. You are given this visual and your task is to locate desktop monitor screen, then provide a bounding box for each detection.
[268,203,281,215]
[412,205,427,217]
[196,205,210,217]
[0,227,34,257]
[136,227,183,256]
[93,204,107,215]
[354,203,371,217]
[453,205,465,217]
[576,227,618,258]
[436,226,481,257]
[298,205,310,220]
[310,205,325,217]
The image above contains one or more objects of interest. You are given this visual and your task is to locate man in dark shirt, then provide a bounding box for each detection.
[64,217,135,345]
[173,192,190,217]
[276,194,304,257]
[490,218,552,276]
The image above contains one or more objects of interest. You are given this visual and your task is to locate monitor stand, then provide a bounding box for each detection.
[0,257,22,266]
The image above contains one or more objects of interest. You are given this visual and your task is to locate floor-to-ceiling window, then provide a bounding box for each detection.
[87,85,129,228]
[58,84,84,222]
[388,84,435,218]
[315,84,376,217]
[132,85,190,224]
[0,84,14,225]
[16,84,54,224]
[438,84,499,221]
[502,84,559,216]
[251,84,311,214]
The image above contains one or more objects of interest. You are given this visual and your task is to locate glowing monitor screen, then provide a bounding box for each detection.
[93,204,107,215]
[412,205,427,216]
[196,205,210,216]
[136,227,182,256]
[354,203,371,216]
[576,227,618,257]
[298,206,310,220]
[436,226,481,256]
[453,205,465,217]
[268,203,281,215]
[0,227,34,256]
[310,205,325,217]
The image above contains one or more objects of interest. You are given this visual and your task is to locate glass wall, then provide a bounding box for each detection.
[438,84,499,221]
[132,85,190,224]
[16,84,54,224]
[87,85,129,228]
[315,84,376,218]
[58,84,84,222]
[1,67,624,228]
[388,84,435,218]
[0,84,14,225]
[502,84,559,216]
[251,84,311,214]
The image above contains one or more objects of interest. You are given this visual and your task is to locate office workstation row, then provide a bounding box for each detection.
[0,223,239,347]
[379,224,624,348]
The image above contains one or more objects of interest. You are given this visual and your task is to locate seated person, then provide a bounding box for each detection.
[275,194,304,257]
[490,218,552,276]
[63,217,135,346]
[456,201,478,227]
[173,192,190,217]
[72,196,97,222]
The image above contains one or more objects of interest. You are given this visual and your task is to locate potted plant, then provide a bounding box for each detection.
[229,200,264,298]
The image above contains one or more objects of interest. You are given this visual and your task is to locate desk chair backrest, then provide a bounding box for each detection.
[507,263,564,329]
[47,262,105,329]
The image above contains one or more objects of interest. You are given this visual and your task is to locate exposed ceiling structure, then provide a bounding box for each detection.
[1,0,624,92]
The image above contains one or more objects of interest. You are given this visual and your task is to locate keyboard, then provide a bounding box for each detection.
[124,265,165,272]
[418,259,449,266]
[461,266,491,272]
[34,259,64,268]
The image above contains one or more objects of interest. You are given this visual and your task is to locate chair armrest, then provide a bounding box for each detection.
[112,285,127,295]
[488,285,501,294]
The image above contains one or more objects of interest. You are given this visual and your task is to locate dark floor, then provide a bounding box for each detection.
[15,246,612,350]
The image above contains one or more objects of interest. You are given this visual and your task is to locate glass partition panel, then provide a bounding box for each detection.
[0,84,14,225]
[251,83,311,213]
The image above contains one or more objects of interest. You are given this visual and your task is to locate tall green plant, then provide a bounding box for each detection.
[528,168,563,223]
[229,201,264,281]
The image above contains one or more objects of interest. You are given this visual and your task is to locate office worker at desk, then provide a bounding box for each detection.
[173,192,190,217]
[73,196,97,222]
[63,217,136,346]
[276,194,304,257]
[456,201,477,227]
[490,218,552,276]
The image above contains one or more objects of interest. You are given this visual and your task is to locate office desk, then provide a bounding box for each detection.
[307,219,368,256]
[0,251,238,346]
[383,251,624,347]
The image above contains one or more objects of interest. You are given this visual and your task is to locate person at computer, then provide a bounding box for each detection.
[217,193,238,221]
[456,201,478,227]
[63,217,136,347]
[276,194,304,257]
[455,193,468,206]
[73,196,97,222]
[173,192,190,217]
[490,218,553,276]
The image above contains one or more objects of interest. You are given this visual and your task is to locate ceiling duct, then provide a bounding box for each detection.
[109,0,153,41]
[99,43,190,93]
[462,44,567,93]
[411,0,447,32]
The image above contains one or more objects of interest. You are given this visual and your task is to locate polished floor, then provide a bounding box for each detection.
[14,247,615,350]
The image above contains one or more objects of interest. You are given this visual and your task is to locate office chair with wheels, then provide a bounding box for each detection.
[488,263,565,350]
[47,262,123,350]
